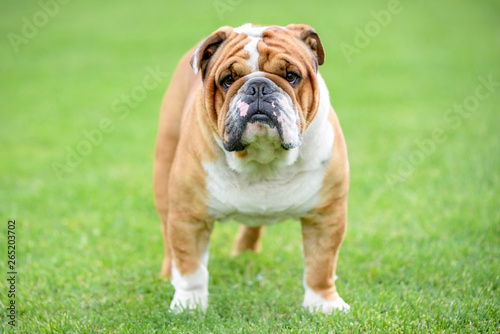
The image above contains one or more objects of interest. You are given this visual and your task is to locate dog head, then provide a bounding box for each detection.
[190,23,325,153]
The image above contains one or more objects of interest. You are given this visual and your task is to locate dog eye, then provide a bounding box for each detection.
[221,75,235,89]
[285,72,300,86]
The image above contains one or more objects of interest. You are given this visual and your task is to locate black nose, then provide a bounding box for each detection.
[245,79,273,96]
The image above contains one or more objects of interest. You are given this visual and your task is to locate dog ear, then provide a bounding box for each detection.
[190,26,233,78]
[286,24,325,66]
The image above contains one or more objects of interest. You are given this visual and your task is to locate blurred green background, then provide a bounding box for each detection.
[1,0,499,332]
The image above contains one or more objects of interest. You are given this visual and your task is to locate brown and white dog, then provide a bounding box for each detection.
[154,23,350,313]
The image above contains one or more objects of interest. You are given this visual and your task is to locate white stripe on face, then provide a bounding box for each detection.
[234,23,269,72]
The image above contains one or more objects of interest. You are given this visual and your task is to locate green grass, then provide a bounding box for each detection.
[1,0,499,332]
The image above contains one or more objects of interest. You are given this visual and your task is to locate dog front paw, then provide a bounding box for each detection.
[170,291,208,313]
[302,296,350,314]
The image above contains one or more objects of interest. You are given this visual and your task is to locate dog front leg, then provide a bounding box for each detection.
[300,197,350,313]
[168,210,214,313]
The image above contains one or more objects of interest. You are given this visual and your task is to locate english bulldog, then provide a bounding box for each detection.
[154,23,350,313]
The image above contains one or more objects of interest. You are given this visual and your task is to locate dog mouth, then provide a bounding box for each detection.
[222,77,301,152]
[223,105,298,152]
[248,112,276,128]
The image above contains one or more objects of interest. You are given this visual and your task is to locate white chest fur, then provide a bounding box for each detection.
[203,74,334,226]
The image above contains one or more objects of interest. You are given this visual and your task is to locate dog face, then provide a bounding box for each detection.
[190,24,325,152]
